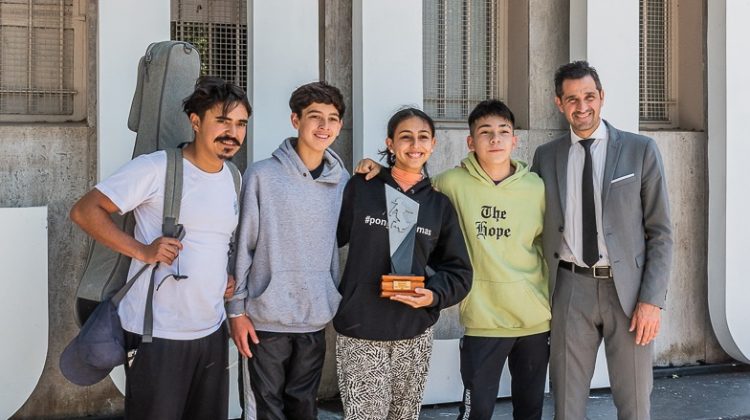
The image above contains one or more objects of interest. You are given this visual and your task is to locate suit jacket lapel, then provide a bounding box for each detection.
[555,134,571,215]
[601,121,622,207]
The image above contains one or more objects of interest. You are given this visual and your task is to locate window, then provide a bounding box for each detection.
[171,0,247,91]
[423,0,505,121]
[171,0,248,171]
[0,0,86,122]
[639,0,675,127]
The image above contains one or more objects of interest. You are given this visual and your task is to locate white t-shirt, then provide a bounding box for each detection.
[96,151,239,340]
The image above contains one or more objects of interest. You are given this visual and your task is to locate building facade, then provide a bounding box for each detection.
[1,0,747,418]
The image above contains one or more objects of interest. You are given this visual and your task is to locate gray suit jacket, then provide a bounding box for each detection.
[531,121,673,317]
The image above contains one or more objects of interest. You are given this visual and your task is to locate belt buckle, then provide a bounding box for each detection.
[592,266,610,279]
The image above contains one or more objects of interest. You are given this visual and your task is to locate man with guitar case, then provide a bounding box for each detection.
[62,40,249,419]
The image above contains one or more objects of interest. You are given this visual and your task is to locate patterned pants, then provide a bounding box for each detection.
[336,328,433,420]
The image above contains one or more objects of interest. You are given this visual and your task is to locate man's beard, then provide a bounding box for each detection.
[215,135,241,160]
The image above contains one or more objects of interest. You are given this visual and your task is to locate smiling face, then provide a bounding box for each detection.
[555,75,605,138]
[386,116,436,174]
[291,102,343,156]
[190,102,248,162]
[467,115,517,170]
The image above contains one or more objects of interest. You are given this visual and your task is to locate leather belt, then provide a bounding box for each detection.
[559,261,613,279]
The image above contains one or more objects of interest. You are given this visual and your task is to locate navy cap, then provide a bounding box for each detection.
[60,299,126,386]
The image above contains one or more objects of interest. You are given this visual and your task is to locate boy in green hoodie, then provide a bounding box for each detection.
[431,100,549,420]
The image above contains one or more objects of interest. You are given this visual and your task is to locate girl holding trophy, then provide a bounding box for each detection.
[333,107,473,419]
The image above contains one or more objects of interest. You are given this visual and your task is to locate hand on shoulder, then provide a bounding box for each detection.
[354,158,381,180]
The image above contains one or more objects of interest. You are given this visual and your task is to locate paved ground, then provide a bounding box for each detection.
[74,364,750,419]
[318,364,750,420]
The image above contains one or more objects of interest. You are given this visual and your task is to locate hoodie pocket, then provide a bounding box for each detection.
[247,270,342,328]
[460,277,551,331]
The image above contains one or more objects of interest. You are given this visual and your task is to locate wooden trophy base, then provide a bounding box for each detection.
[380,274,425,298]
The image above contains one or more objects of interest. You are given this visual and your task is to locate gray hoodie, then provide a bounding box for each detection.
[228,138,349,333]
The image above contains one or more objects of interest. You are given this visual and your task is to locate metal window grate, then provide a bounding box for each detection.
[424,0,499,121]
[171,0,247,91]
[639,0,674,124]
[0,0,76,116]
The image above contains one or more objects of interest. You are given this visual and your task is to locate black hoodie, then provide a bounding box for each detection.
[333,169,473,341]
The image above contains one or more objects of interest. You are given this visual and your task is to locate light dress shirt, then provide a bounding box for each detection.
[559,121,610,268]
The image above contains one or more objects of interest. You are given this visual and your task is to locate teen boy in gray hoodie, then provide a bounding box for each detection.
[227,81,349,420]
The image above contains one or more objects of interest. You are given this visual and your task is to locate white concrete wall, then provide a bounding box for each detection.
[567,0,641,388]
[97,0,170,180]
[0,207,48,419]
[568,0,639,133]
[352,0,423,165]
[707,0,750,364]
[247,0,319,163]
[98,0,171,398]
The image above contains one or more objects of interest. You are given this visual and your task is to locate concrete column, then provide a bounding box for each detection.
[98,0,170,180]
[352,1,475,404]
[322,0,354,173]
[352,0,423,165]
[569,0,639,132]
[567,0,640,388]
[97,0,170,396]
[707,0,750,364]
[526,0,570,156]
[247,0,319,163]
[528,0,569,131]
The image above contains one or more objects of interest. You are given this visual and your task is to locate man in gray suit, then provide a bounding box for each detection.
[531,61,672,420]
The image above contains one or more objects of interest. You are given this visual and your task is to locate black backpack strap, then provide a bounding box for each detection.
[142,148,184,343]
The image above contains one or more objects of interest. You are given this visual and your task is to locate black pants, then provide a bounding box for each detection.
[457,332,550,420]
[247,330,326,420]
[123,324,229,420]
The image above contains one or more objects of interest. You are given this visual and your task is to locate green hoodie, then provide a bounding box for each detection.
[433,153,549,337]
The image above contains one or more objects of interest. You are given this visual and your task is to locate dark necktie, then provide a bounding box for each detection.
[580,138,599,266]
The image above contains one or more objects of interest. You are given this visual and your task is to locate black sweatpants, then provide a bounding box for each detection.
[457,332,550,420]
[123,324,229,420]
[247,330,326,420]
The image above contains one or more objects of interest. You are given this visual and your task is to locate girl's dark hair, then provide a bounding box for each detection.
[378,107,436,168]
[183,76,252,119]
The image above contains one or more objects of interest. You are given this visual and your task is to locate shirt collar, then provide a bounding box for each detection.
[570,119,608,145]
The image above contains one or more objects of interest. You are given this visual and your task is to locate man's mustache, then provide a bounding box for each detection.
[215,135,241,146]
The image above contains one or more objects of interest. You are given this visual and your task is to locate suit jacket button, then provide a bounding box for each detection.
[553,252,559,259]
[558,226,564,232]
